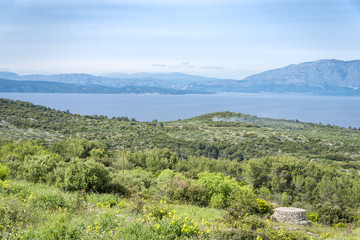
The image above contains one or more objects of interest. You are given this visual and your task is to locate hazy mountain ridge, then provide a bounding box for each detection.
[241,59,360,89]
[186,59,360,95]
[0,72,222,90]
[0,78,204,94]
[1,59,360,95]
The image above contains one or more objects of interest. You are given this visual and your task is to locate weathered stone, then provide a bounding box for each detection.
[271,207,311,226]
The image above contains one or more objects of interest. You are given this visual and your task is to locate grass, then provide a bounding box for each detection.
[2,179,360,239]
[172,204,225,224]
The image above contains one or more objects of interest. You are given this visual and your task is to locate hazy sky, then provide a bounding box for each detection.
[1,0,360,79]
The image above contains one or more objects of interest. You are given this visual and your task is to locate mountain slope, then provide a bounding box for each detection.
[0,78,203,94]
[241,59,360,89]
[0,72,223,90]
[186,59,360,95]
[104,72,226,85]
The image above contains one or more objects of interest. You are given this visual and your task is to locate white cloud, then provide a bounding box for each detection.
[174,61,194,68]
[152,64,167,67]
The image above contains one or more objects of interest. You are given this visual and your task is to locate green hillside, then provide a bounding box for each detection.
[1,98,360,239]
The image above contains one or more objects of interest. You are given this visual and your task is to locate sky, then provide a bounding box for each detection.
[1,0,360,79]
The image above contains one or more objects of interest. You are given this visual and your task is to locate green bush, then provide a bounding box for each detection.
[226,186,258,219]
[256,198,273,215]
[30,191,69,209]
[0,163,10,180]
[308,212,319,222]
[22,154,60,183]
[51,138,107,161]
[116,168,155,192]
[333,222,347,228]
[23,212,82,239]
[162,177,208,206]
[129,192,147,214]
[63,158,111,192]
[215,228,264,240]
[210,193,227,208]
[0,198,33,230]
[263,225,312,240]
[162,177,188,200]
[198,171,241,207]
[256,186,272,201]
[145,201,170,220]
[1,156,21,179]
[50,161,68,186]
[126,148,179,172]
[280,192,292,206]
[184,182,208,206]
[235,215,266,230]
[156,169,185,195]
[316,203,356,225]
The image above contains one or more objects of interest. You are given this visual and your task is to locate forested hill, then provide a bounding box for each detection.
[1,98,360,239]
[1,98,359,164]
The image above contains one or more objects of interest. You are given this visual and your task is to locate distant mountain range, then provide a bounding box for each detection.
[0,72,219,90]
[0,78,201,94]
[1,59,360,95]
[185,59,360,95]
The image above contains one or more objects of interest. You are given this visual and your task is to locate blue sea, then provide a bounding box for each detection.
[1,93,359,128]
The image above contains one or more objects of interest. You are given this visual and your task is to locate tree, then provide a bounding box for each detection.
[0,163,10,180]
[63,158,110,192]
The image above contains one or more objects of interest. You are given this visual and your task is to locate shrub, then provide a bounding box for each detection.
[129,192,147,214]
[145,200,170,221]
[50,161,68,186]
[280,192,292,206]
[236,215,266,230]
[22,154,59,183]
[215,228,264,240]
[162,177,208,206]
[0,198,33,229]
[63,158,111,192]
[30,191,69,209]
[256,186,272,201]
[256,198,273,215]
[198,171,241,207]
[184,182,208,206]
[333,222,346,228]
[23,212,82,239]
[226,186,258,219]
[308,212,319,222]
[156,169,185,196]
[0,163,10,180]
[316,203,356,225]
[162,177,189,201]
[2,158,21,179]
[156,169,185,186]
[116,168,155,192]
[210,193,227,208]
[263,226,312,240]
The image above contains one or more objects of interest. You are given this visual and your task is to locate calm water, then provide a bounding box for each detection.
[1,93,360,128]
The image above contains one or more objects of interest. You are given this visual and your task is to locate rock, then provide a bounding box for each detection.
[271,207,311,226]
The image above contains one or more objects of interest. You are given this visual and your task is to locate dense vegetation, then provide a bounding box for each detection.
[1,98,360,239]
